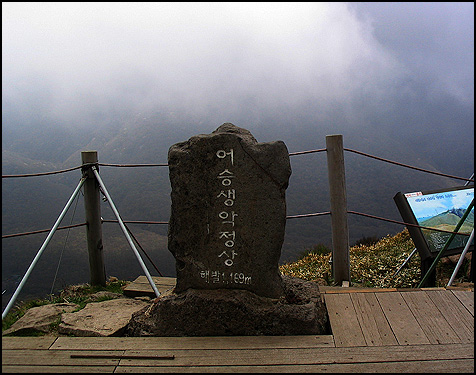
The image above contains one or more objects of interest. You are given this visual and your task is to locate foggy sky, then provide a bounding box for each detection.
[1,3,474,300]
[2,2,474,140]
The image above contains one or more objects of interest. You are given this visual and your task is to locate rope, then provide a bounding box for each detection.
[286,210,471,237]
[347,210,472,237]
[123,222,163,277]
[98,163,168,167]
[102,219,169,225]
[286,211,331,219]
[2,165,83,178]
[49,189,81,295]
[344,148,474,183]
[289,148,326,156]
[4,211,471,239]
[2,223,87,239]
[2,147,473,241]
[106,214,333,223]
[2,148,472,183]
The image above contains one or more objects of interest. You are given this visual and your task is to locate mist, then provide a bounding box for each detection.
[3,3,473,140]
[2,3,474,303]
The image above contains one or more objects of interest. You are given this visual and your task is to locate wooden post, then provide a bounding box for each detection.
[326,135,350,285]
[81,151,106,286]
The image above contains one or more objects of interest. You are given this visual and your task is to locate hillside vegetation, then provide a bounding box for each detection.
[279,229,472,288]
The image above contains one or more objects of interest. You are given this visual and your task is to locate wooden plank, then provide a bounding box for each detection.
[401,291,460,344]
[51,335,335,351]
[123,276,176,298]
[446,286,474,291]
[319,286,397,294]
[113,343,474,367]
[2,349,123,367]
[451,290,474,316]
[2,365,116,373]
[425,290,474,343]
[350,292,398,346]
[2,337,57,350]
[3,339,473,372]
[398,287,446,292]
[3,360,473,374]
[130,276,177,286]
[375,292,430,345]
[324,293,366,347]
[114,359,475,373]
[122,283,174,297]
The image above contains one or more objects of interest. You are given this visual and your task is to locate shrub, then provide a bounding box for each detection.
[353,235,380,247]
[280,229,422,288]
[297,243,331,260]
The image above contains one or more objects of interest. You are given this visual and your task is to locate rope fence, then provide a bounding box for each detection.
[3,140,473,318]
[288,148,326,156]
[98,162,168,168]
[3,148,473,182]
[286,211,330,219]
[1,141,474,312]
[2,223,87,239]
[347,211,472,237]
[1,165,84,178]
[101,219,169,225]
[3,209,471,240]
[344,148,473,182]
[2,146,473,239]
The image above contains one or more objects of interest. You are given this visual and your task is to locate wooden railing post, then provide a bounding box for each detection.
[326,135,350,285]
[81,151,106,286]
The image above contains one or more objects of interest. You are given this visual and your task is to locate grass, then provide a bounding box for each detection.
[2,278,130,333]
[280,229,473,289]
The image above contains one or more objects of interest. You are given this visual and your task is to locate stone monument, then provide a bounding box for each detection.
[168,123,290,298]
[125,123,328,336]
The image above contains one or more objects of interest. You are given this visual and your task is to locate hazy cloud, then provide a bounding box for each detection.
[350,2,474,104]
[2,2,474,134]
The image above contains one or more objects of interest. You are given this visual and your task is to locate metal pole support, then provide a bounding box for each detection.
[2,178,86,319]
[447,229,474,286]
[92,167,161,298]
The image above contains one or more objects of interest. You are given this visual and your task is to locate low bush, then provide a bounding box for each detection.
[280,229,472,288]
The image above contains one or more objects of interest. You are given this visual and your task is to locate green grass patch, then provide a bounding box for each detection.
[2,278,129,332]
[280,229,472,288]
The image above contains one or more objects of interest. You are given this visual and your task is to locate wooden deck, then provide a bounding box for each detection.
[123,276,176,298]
[2,283,474,373]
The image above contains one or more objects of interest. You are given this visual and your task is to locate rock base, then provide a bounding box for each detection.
[58,298,150,337]
[3,303,79,336]
[125,276,329,336]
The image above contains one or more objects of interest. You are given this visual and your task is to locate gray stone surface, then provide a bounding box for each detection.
[2,303,79,336]
[168,123,291,298]
[125,275,329,336]
[124,124,328,337]
[58,298,149,337]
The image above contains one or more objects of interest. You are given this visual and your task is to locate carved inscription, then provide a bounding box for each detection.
[196,147,253,285]
[168,123,291,298]
[216,149,238,266]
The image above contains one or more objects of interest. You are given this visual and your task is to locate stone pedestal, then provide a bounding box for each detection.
[125,276,329,336]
